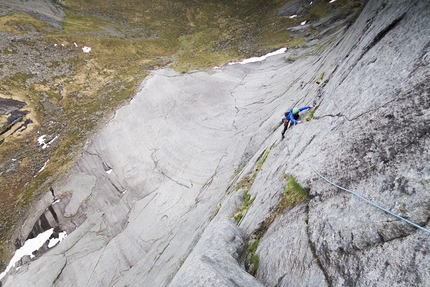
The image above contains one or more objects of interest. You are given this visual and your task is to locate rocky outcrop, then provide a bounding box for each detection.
[169,218,263,287]
[0,0,65,29]
[2,0,430,286]
[277,0,310,17]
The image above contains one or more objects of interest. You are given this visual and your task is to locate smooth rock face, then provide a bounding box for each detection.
[277,0,307,17]
[276,0,314,17]
[169,218,263,287]
[6,51,306,286]
[256,204,327,287]
[3,0,430,286]
[0,0,65,29]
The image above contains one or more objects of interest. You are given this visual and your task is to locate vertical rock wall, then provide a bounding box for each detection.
[241,0,430,286]
[2,0,430,286]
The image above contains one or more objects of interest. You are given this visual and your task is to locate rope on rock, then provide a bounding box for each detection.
[288,119,430,235]
[299,151,430,235]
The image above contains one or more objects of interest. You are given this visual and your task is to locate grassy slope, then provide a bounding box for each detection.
[0,0,363,269]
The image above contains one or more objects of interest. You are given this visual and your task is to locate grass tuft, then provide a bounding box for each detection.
[233,145,273,224]
[280,175,308,209]
[233,183,256,224]
[305,108,315,122]
[316,72,324,84]
[245,239,260,276]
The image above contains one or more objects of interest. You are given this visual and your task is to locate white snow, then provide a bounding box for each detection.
[228,48,287,65]
[37,135,46,147]
[106,169,113,174]
[48,231,67,248]
[37,135,58,149]
[289,14,298,18]
[329,0,336,3]
[48,135,58,146]
[301,20,307,25]
[82,46,91,53]
[0,228,54,280]
[73,42,78,47]
[35,160,49,176]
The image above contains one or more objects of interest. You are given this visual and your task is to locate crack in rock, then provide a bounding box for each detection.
[306,203,331,286]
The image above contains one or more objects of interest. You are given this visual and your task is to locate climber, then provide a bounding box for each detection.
[281,105,313,138]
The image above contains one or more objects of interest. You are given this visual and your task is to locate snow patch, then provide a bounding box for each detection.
[37,135,46,147]
[37,135,58,149]
[228,48,287,65]
[48,231,67,248]
[289,14,298,18]
[0,229,54,280]
[82,46,91,53]
[35,160,49,176]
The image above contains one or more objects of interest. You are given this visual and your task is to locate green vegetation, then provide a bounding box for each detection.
[305,108,316,122]
[280,175,308,209]
[2,48,17,55]
[233,145,273,224]
[54,0,309,72]
[245,240,260,276]
[247,239,259,255]
[1,0,298,263]
[0,0,364,269]
[316,72,324,84]
[249,253,260,273]
[234,188,256,224]
[0,12,52,34]
[252,174,308,242]
[242,176,307,275]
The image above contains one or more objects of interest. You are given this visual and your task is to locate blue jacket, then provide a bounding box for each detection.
[284,106,311,125]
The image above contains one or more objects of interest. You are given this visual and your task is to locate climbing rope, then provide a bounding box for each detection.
[288,115,430,235]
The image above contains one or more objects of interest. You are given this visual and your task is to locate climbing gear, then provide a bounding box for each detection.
[289,123,430,235]
[300,153,430,235]
[293,107,300,114]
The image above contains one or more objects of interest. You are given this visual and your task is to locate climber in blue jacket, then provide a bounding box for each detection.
[281,105,313,138]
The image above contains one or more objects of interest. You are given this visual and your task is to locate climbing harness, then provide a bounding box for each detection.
[289,120,430,235]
